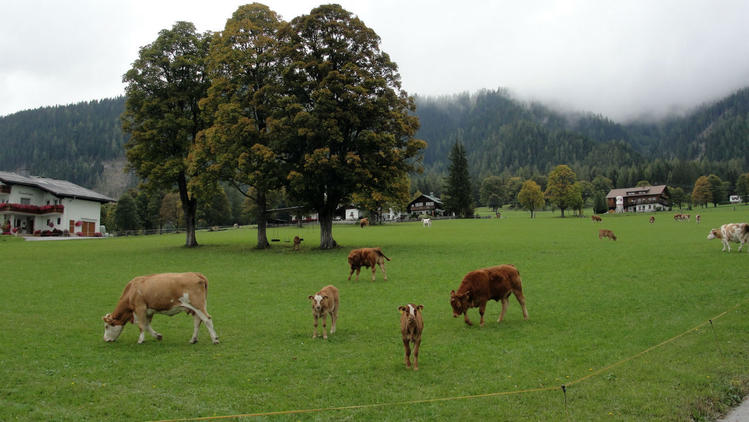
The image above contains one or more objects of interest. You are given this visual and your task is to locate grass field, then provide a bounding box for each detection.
[2,206,749,421]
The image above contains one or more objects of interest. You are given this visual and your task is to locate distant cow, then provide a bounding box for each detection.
[649,216,655,224]
[674,213,683,221]
[423,218,432,227]
[399,304,424,370]
[308,285,339,339]
[696,214,701,224]
[347,247,390,281]
[598,229,617,241]
[707,223,749,252]
[360,218,369,228]
[102,272,219,344]
[591,215,602,222]
[293,235,303,251]
[449,264,528,327]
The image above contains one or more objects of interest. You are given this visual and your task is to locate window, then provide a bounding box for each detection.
[20,198,30,205]
[57,218,61,224]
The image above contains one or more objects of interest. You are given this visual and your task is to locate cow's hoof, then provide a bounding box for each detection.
[190,338,198,344]
[212,340,220,345]
[156,334,163,341]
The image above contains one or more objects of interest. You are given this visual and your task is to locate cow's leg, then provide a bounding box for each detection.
[330,309,337,334]
[312,314,319,339]
[478,303,487,327]
[321,314,328,340]
[355,267,361,281]
[463,311,473,326]
[402,338,411,368]
[413,338,420,371]
[498,297,509,323]
[178,300,219,344]
[371,265,377,282]
[134,307,160,343]
[378,260,387,281]
[144,313,162,341]
[190,314,202,344]
[514,291,529,320]
[723,239,730,252]
[348,266,354,280]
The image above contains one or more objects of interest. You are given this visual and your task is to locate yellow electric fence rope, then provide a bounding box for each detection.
[151,304,741,422]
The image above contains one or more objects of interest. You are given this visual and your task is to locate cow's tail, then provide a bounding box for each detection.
[377,249,391,261]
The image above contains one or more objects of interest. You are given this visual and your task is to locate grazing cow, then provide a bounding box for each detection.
[649,216,655,224]
[399,304,424,370]
[707,223,749,252]
[696,214,701,224]
[423,218,432,227]
[102,272,219,344]
[449,264,528,327]
[598,229,617,241]
[293,235,303,251]
[674,213,682,221]
[347,247,390,281]
[308,285,339,339]
[591,215,602,222]
[360,218,369,228]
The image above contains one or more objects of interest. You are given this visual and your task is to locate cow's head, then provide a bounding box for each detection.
[399,304,423,322]
[707,229,720,240]
[102,313,124,342]
[308,294,327,313]
[450,290,470,317]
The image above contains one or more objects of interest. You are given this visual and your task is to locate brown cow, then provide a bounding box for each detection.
[707,223,749,252]
[649,216,655,224]
[308,285,339,339]
[598,229,617,241]
[399,304,424,370]
[360,218,369,228]
[695,214,701,224]
[102,272,219,344]
[347,247,390,281]
[591,215,602,222]
[293,235,303,251]
[449,264,528,327]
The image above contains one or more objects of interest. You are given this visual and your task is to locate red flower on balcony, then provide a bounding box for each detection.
[75,221,82,227]
[0,203,64,214]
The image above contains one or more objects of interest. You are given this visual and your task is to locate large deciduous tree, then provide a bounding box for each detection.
[479,175,504,211]
[190,3,285,249]
[279,4,425,248]
[692,176,712,207]
[122,21,211,247]
[443,141,473,217]
[517,180,545,218]
[545,164,579,217]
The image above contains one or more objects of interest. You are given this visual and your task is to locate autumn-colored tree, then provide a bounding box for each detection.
[279,5,425,248]
[122,22,211,247]
[545,164,579,217]
[691,176,712,207]
[517,180,545,218]
[189,4,285,248]
[352,175,411,223]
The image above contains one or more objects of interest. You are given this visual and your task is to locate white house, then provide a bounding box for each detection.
[0,171,114,237]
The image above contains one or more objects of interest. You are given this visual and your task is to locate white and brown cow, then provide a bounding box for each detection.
[707,223,749,252]
[399,303,424,370]
[102,272,219,344]
[308,285,339,339]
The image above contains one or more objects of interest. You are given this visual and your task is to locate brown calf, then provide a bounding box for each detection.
[591,215,602,222]
[696,214,701,224]
[399,304,424,370]
[347,247,390,281]
[449,264,528,327]
[649,216,655,224]
[598,229,617,241]
[293,235,303,251]
[308,285,339,339]
[360,218,369,228]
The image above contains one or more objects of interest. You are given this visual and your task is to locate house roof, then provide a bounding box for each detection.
[0,171,115,203]
[409,193,443,205]
[606,185,667,199]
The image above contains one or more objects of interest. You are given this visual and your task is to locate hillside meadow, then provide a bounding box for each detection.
[1,206,749,421]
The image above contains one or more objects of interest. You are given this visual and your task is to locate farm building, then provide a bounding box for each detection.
[606,185,671,213]
[407,193,444,216]
[0,171,114,236]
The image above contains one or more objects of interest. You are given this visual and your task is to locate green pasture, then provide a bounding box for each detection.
[2,206,749,421]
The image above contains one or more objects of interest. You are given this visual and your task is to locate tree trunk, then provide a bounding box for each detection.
[177,173,198,248]
[255,189,270,249]
[559,207,566,218]
[318,207,337,249]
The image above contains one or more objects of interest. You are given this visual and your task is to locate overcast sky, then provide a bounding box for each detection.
[2,0,749,122]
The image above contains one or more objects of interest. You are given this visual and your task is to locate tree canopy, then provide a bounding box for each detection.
[443,141,473,217]
[517,180,545,218]
[545,164,580,217]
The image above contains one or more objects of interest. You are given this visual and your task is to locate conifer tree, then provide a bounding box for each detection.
[443,141,473,217]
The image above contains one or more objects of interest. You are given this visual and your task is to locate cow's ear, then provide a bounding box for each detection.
[308,295,314,300]
[465,291,471,299]
[450,290,456,296]
[398,306,406,312]
[417,305,424,311]
[322,295,328,300]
